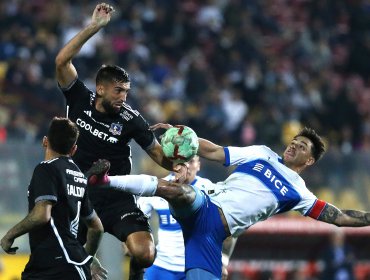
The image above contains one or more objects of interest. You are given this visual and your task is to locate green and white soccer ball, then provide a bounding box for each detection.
[161,125,199,164]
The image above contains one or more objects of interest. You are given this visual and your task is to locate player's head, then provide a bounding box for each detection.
[43,117,79,155]
[183,155,201,184]
[283,127,325,172]
[95,65,131,114]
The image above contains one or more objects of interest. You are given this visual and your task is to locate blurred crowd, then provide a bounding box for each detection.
[1,0,370,154]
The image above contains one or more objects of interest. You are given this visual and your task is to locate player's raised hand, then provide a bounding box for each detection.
[0,235,18,254]
[92,3,114,28]
[173,163,189,183]
[150,123,173,131]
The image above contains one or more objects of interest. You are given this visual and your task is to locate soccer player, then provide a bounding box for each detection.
[87,124,370,280]
[138,155,236,280]
[0,117,106,280]
[55,4,184,279]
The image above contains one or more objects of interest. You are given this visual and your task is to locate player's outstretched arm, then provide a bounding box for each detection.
[146,140,179,171]
[55,3,114,88]
[198,138,225,163]
[0,200,53,254]
[317,203,370,227]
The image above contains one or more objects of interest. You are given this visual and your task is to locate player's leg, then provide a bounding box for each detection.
[86,159,196,206]
[176,188,228,280]
[108,205,155,280]
[125,231,156,280]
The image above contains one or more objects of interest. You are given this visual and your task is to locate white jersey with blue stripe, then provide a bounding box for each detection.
[138,174,213,272]
[209,145,318,237]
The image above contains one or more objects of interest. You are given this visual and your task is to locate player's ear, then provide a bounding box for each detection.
[42,136,48,148]
[305,156,315,167]
[70,144,77,157]
[96,85,104,96]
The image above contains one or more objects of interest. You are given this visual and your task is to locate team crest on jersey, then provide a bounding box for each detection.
[109,123,122,135]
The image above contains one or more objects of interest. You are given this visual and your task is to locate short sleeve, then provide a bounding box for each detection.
[133,115,156,150]
[59,78,93,111]
[224,145,269,166]
[30,164,58,204]
[80,190,94,218]
[292,188,319,216]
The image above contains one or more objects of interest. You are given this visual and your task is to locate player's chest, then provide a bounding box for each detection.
[71,109,133,145]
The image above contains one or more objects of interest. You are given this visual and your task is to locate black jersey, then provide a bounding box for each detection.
[27,156,93,267]
[60,79,156,208]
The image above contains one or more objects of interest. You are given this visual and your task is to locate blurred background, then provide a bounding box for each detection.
[1,0,370,279]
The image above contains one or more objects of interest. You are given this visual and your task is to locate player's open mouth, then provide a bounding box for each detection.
[113,103,123,109]
[285,150,295,158]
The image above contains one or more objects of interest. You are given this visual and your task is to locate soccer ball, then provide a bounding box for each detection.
[161,125,199,164]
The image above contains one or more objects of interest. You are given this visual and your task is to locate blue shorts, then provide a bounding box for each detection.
[144,265,185,280]
[172,188,228,279]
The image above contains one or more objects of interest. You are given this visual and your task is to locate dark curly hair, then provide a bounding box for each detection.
[96,64,130,85]
[295,127,326,162]
[47,117,79,154]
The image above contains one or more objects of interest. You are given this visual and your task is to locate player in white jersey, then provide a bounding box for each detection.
[137,156,236,280]
[86,125,370,280]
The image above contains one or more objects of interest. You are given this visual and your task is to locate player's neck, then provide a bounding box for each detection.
[44,149,69,161]
[284,162,305,174]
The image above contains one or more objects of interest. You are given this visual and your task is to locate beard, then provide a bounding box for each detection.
[101,99,120,115]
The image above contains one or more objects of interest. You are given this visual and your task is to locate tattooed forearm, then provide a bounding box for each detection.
[341,210,370,226]
[318,203,370,227]
[318,204,341,225]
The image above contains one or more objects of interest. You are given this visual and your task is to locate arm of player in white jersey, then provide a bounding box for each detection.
[308,199,370,227]
[197,138,225,163]
[221,236,238,280]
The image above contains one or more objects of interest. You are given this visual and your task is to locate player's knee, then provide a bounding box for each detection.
[158,184,195,206]
[131,246,156,267]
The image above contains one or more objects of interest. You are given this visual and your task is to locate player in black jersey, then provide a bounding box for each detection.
[55,3,185,279]
[0,117,107,280]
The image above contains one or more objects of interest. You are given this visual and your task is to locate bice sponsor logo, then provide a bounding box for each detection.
[253,163,289,196]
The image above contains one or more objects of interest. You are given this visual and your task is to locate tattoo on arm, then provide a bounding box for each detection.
[341,210,370,226]
[318,203,370,226]
[318,204,341,225]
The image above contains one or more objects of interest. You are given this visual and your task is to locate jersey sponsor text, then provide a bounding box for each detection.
[76,118,109,140]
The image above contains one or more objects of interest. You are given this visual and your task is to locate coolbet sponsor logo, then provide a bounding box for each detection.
[107,136,118,143]
[76,118,109,140]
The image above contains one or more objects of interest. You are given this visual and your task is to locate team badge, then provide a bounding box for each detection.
[109,123,122,135]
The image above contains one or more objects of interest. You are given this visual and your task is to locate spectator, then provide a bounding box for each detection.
[320,229,355,280]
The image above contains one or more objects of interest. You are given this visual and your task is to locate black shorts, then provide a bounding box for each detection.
[22,261,91,280]
[78,200,151,244]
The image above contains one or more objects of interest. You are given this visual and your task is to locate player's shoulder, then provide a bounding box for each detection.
[236,145,278,158]
[120,103,142,119]
[38,157,61,168]
[252,145,280,158]
[33,158,60,176]
[38,157,79,174]
[194,176,213,186]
